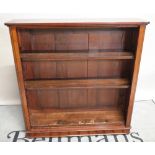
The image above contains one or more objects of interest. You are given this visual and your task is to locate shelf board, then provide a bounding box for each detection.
[30,107,125,128]
[25,79,130,89]
[21,51,134,61]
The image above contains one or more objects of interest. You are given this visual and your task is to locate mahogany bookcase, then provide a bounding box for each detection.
[5,20,149,138]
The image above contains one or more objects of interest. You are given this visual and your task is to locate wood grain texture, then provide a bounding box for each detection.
[21,59,133,80]
[25,79,130,89]
[126,25,146,126]
[21,51,134,61]
[26,88,129,110]
[9,27,31,130]
[17,28,139,52]
[5,19,149,28]
[29,108,124,127]
[6,21,149,137]
[26,128,130,138]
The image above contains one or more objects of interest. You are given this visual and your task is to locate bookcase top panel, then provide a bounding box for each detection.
[5,19,149,27]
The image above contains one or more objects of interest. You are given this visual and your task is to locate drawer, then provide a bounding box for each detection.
[22,60,133,80]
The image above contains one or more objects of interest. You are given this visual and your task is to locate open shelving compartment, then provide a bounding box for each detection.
[25,79,130,128]
[15,25,141,136]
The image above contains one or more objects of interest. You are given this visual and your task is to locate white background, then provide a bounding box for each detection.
[0,1,155,106]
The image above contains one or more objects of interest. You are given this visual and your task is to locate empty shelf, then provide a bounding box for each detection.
[25,79,130,89]
[21,51,134,61]
[30,107,125,128]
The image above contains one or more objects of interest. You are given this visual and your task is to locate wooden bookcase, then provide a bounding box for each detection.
[5,20,149,138]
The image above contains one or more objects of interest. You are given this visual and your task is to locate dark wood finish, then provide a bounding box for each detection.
[126,25,147,126]
[21,52,133,80]
[25,79,129,89]
[30,108,124,127]
[26,88,128,110]
[9,27,31,130]
[5,19,149,27]
[25,79,129,112]
[21,51,134,60]
[26,128,130,138]
[17,28,139,52]
[5,20,149,138]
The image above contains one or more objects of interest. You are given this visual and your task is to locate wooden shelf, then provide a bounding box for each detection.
[21,51,134,61]
[29,107,125,128]
[25,79,130,89]
[6,21,148,137]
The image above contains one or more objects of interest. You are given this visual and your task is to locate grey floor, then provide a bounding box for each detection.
[0,100,155,142]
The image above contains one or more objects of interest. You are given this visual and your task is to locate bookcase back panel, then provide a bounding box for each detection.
[26,88,129,110]
[89,29,138,51]
[22,60,133,80]
[17,28,138,52]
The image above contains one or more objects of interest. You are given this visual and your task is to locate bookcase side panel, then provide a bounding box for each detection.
[126,25,146,126]
[9,26,31,130]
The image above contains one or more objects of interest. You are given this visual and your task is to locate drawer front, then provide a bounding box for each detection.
[22,60,132,80]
